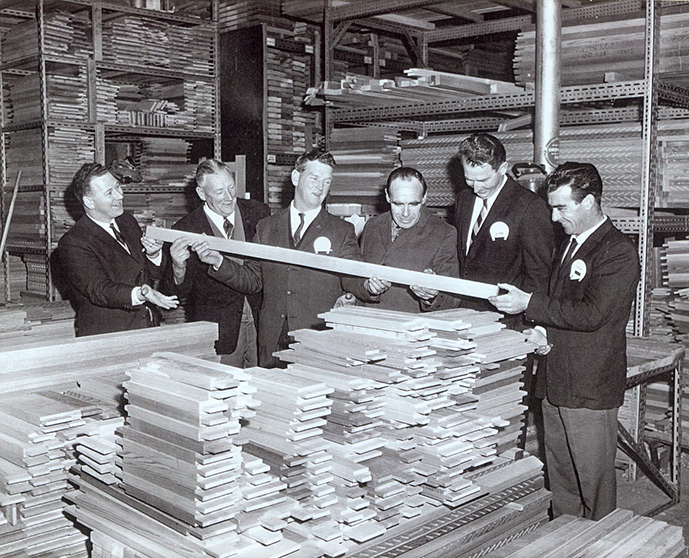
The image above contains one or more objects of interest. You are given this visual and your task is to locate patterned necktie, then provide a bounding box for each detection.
[293,213,305,245]
[223,218,233,239]
[110,223,127,249]
[391,222,402,242]
[561,237,578,267]
[469,199,488,247]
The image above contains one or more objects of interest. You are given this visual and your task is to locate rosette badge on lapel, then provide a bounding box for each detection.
[570,259,586,282]
[489,221,509,241]
[313,236,332,255]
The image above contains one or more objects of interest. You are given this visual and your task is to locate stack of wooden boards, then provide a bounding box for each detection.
[0,322,218,558]
[481,508,685,558]
[56,307,552,558]
[400,119,689,210]
[514,8,689,87]
[304,69,524,109]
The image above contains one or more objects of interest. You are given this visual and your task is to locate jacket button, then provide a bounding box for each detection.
[287,290,292,295]
[280,314,285,319]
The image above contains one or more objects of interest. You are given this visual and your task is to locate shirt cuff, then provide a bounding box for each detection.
[147,252,163,266]
[132,287,144,306]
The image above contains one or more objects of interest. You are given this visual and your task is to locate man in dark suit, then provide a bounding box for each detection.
[360,166,459,313]
[58,163,178,337]
[490,162,640,520]
[191,149,373,367]
[455,133,554,314]
[165,159,270,367]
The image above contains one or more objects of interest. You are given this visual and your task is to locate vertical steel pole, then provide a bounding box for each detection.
[534,0,561,172]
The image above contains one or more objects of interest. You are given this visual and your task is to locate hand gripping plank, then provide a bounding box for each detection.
[146,225,499,300]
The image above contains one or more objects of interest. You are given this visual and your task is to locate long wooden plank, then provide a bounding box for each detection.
[146,225,500,300]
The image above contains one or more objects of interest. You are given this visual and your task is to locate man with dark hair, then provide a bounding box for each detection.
[490,161,640,520]
[191,148,373,367]
[455,132,554,314]
[58,162,178,337]
[360,166,459,312]
[164,159,270,367]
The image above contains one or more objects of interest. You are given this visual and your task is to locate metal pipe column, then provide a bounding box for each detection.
[534,0,561,172]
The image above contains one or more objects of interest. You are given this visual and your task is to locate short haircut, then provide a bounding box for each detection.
[71,162,110,204]
[294,148,336,173]
[546,161,603,205]
[458,132,506,170]
[386,166,427,196]
[195,158,234,187]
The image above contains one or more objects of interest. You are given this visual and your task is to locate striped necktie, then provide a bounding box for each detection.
[223,218,233,239]
[469,199,488,248]
[293,213,305,245]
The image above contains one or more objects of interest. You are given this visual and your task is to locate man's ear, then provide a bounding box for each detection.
[497,161,510,176]
[384,189,391,204]
[82,195,94,210]
[196,186,206,201]
[291,169,300,187]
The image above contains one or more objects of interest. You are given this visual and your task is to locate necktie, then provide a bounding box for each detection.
[110,223,127,249]
[223,218,233,239]
[391,222,402,242]
[469,199,488,248]
[561,237,578,267]
[293,213,305,245]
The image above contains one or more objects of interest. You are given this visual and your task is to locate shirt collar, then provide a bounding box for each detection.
[203,204,234,231]
[571,215,608,249]
[290,202,321,232]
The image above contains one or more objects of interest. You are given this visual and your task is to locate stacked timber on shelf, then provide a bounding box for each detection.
[328,127,401,211]
[483,508,685,558]
[514,7,689,87]
[0,301,75,346]
[305,69,524,109]
[400,119,689,210]
[0,322,218,558]
[217,0,283,31]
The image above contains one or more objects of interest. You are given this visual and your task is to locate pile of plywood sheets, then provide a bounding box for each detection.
[482,507,685,558]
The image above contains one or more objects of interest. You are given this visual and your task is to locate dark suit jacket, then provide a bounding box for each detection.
[165,199,270,355]
[527,218,640,410]
[210,206,372,366]
[58,212,164,337]
[360,207,459,313]
[455,176,554,312]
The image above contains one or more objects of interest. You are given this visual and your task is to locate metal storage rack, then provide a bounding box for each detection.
[0,0,221,303]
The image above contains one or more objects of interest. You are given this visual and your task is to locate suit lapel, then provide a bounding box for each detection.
[115,215,144,265]
[298,208,328,251]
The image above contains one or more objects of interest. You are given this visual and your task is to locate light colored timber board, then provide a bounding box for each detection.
[147,226,499,299]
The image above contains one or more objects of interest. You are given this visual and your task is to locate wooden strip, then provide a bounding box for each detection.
[146,226,499,300]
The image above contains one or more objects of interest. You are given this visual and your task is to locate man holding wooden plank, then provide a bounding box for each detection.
[490,162,640,520]
[163,159,270,368]
[455,133,554,318]
[58,162,178,337]
[359,166,459,313]
[188,149,375,368]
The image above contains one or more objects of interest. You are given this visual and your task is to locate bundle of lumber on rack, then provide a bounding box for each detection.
[514,7,689,87]
[304,70,524,109]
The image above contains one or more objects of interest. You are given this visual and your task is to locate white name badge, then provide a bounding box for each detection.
[570,259,587,282]
[490,221,509,241]
[313,236,332,255]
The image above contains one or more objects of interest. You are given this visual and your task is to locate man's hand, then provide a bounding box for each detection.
[139,284,179,310]
[489,283,532,315]
[191,240,223,270]
[141,235,163,259]
[365,277,391,296]
[169,236,191,284]
[524,327,551,356]
[411,269,439,303]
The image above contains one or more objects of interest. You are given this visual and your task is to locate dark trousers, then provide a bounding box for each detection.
[542,398,618,520]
